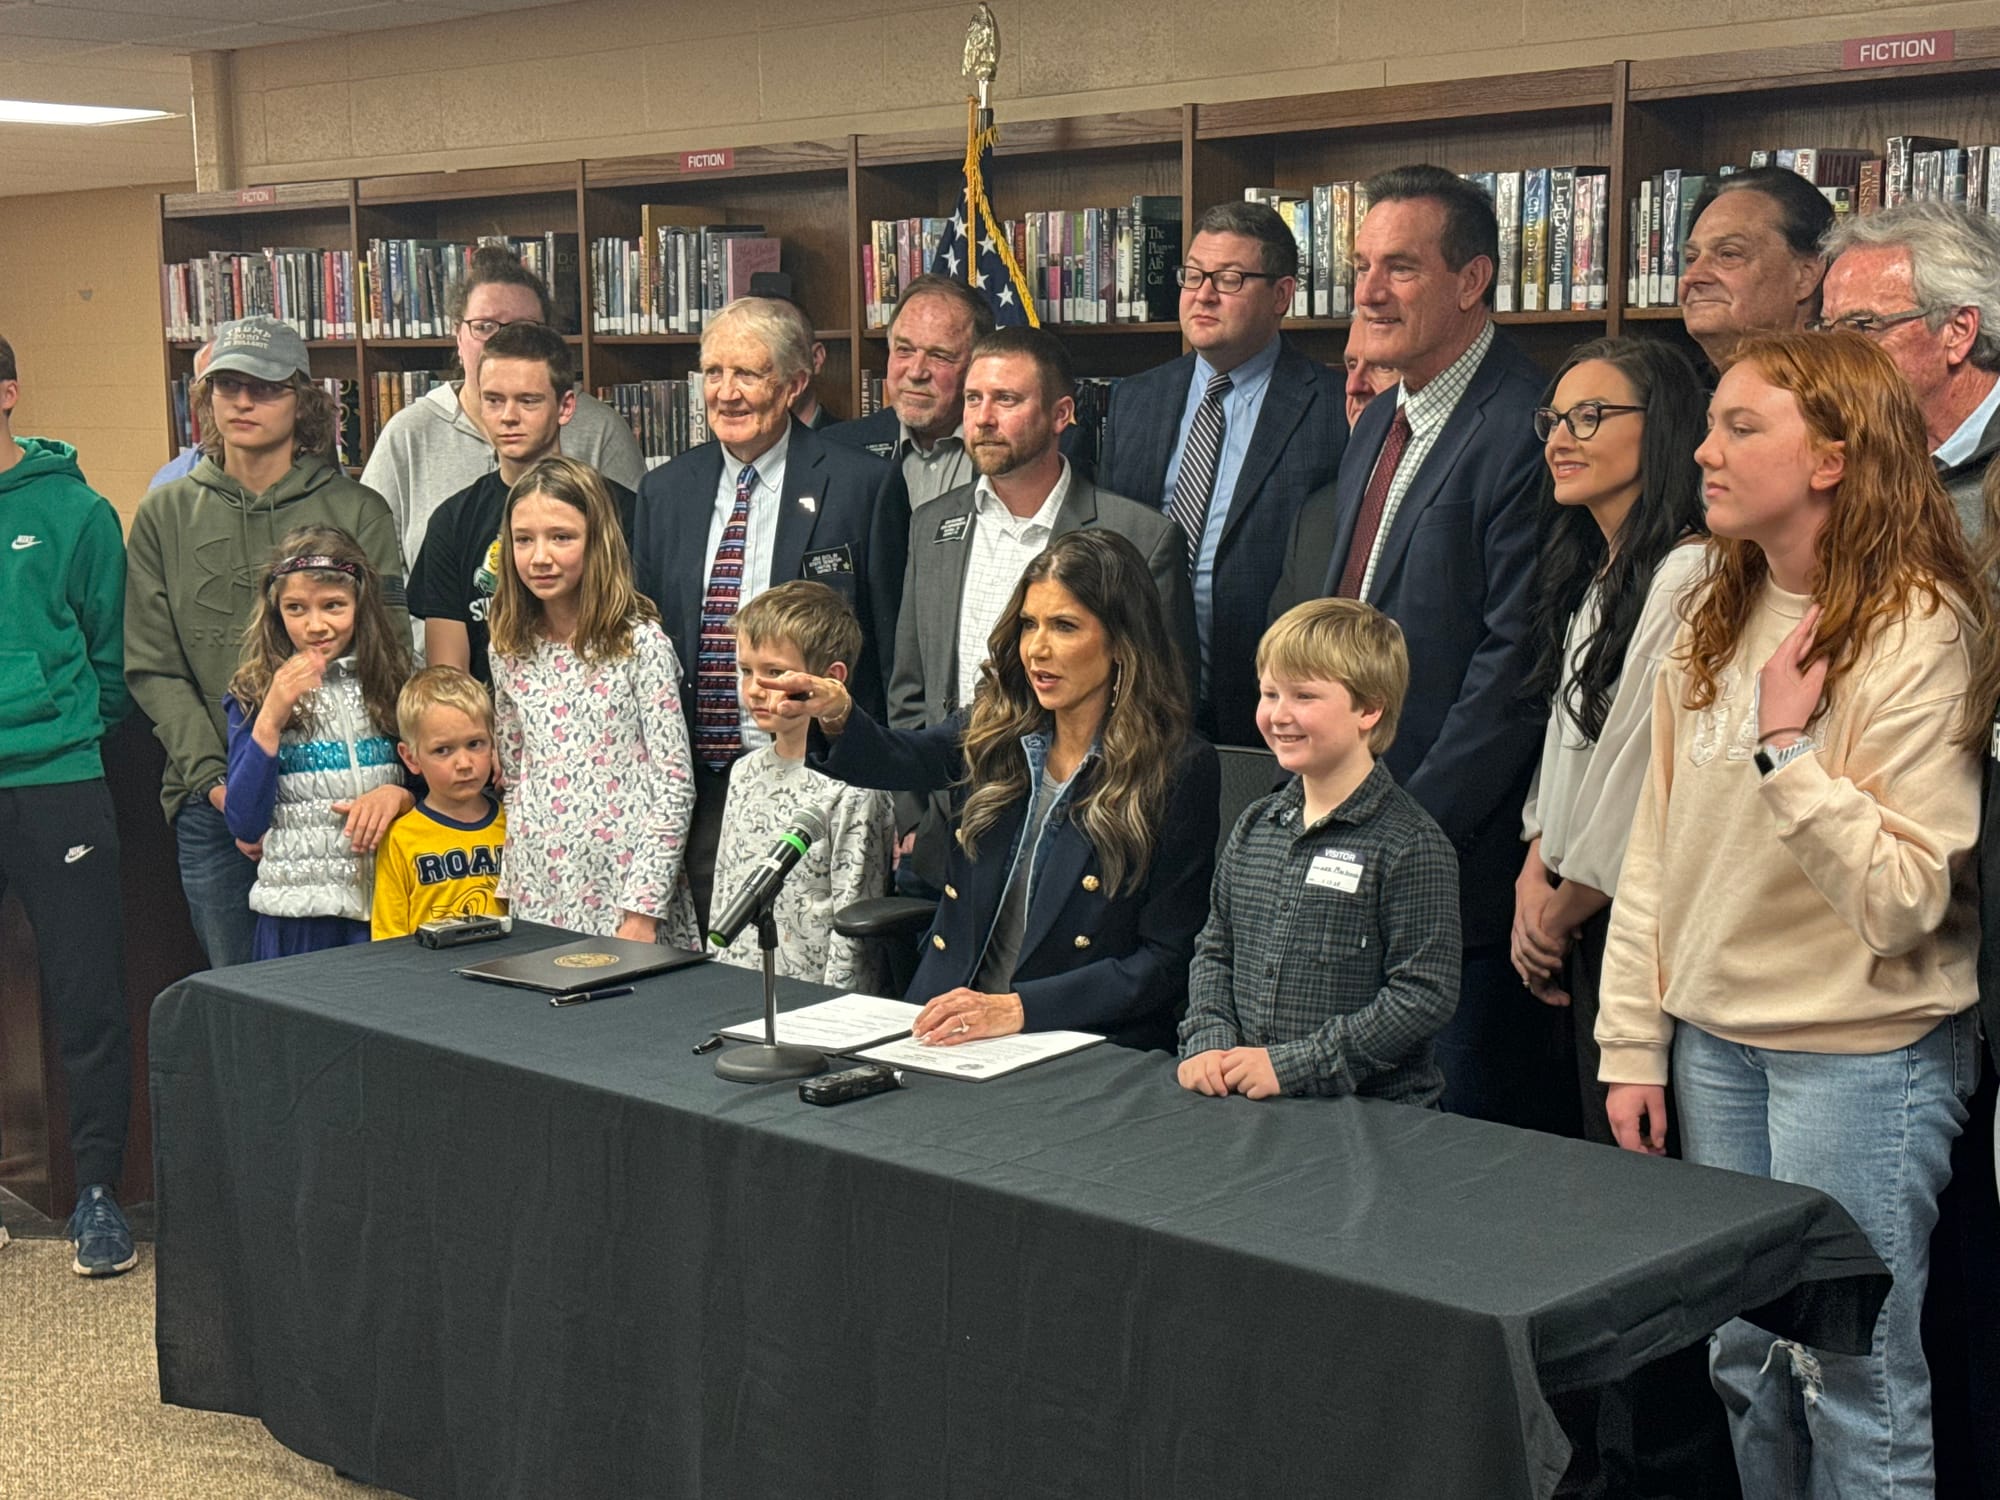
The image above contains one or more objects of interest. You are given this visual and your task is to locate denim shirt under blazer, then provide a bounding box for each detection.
[813,705,1220,1050]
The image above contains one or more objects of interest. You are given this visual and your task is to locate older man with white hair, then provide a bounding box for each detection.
[631,296,906,924]
[1821,199,2000,538]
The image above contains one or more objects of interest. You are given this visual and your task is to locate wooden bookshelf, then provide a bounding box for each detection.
[582,142,853,425]
[155,33,2000,467]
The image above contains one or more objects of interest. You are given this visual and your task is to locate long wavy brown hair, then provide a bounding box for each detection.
[487,456,657,663]
[1681,331,1993,749]
[228,524,409,738]
[957,529,1190,896]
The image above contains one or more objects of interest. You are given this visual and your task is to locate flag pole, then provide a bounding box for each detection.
[958,3,1038,325]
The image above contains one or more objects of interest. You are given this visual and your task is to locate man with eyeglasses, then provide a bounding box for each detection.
[1273,164,1554,1137]
[1821,200,2000,539]
[1823,199,2000,1500]
[1097,201,1345,746]
[125,315,409,972]
[360,246,643,581]
[633,296,905,926]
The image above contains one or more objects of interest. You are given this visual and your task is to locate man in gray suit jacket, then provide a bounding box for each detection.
[891,327,1195,892]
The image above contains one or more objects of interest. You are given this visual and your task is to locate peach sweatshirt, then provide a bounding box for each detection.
[1597,580,1981,1087]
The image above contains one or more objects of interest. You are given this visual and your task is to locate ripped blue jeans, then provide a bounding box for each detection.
[1673,1015,1978,1499]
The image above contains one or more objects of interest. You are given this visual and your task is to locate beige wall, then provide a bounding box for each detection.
[226,0,1997,182]
[0,185,182,526]
[0,0,1986,526]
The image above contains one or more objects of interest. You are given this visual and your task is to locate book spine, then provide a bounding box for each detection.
[1288,197,1310,319]
[1571,171,1592,311]
[1520,169,1548,314]
[1493,174,1519,315]
[1548,168,1574,312]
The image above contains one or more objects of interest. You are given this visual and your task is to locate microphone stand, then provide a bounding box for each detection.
[713,899,828,1083]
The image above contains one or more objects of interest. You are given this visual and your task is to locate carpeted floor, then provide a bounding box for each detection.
[1,1221,403,1500]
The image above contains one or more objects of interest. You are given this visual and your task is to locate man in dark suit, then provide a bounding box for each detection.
[825,273,994,505]
[1272,165,1557,1135]
[633,296,907,924]
[891,326,1195,893]
[1097,200,1345,746]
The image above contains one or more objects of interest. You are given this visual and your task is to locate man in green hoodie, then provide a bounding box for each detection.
[0,332,140,1276]
[125,315,408,969]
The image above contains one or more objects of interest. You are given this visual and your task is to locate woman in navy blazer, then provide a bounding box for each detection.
[777,530,1219,1051]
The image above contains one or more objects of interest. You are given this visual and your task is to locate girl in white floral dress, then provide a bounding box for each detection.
[487,457,699,948]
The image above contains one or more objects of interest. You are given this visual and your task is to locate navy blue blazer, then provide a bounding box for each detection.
[820,406,901,460]
[631,419,909,718]
[1097,341,1346,748]
[815,706,1220,1051]
[1275,330,1547,946]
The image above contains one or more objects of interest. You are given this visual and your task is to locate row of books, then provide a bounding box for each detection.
[597,378,713,463]
[358,233,580,341]
[1239,169,1612,317]
[371,369,453,430]
[863,197,1181,330]
[589,214,781,335]
[1736,138,2000,214]
[162,248,357,342]
[169,373,362,467]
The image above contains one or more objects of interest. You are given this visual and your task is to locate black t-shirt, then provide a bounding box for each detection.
[408,468,638,684]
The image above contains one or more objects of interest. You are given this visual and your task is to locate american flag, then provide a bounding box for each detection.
[929,106,1037,328]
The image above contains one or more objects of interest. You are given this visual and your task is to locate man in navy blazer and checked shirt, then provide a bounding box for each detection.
[1273,165,1558,1135]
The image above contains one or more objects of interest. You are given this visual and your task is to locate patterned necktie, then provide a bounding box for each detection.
[1167,371,1233,573]
[1336,407,1412,599]
[695,464,756,772]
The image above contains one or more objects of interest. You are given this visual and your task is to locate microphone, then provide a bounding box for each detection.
[707,807,829,949]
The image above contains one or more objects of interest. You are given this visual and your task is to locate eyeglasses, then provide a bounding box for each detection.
[208,374,296,404]
[460,317,546,339]
[1173,266,1284,295]
[1808,308,1932,337]
[1533,401,1645,442]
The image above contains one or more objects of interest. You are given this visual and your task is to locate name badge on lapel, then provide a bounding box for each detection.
[1306,849,1362,893]
[934,514,971,544]
[803,543,855,579]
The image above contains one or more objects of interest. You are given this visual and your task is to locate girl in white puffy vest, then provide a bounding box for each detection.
[224,524,414,960]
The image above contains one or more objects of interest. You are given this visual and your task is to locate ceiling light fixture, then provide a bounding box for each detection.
[0,100,176,127]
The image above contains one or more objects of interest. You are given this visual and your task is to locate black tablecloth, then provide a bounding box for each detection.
[152,925,1887,1500]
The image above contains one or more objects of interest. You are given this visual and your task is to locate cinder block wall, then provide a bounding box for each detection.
[222,0,1992,181]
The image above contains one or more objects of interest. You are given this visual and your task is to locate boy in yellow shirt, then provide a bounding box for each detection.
[372,666,505,938]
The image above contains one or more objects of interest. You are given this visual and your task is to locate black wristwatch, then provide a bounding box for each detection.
[1754,739,1814,777]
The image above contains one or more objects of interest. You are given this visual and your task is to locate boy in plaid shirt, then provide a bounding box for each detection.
[1178,599,1460,1104]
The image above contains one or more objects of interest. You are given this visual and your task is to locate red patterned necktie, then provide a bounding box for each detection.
[695,463,756,771]
[1336,407,1411,599]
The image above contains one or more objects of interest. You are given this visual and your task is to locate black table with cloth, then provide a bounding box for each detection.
[151,925,1886,1500]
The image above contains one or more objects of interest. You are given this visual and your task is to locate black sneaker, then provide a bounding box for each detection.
[67,1184,137,1277]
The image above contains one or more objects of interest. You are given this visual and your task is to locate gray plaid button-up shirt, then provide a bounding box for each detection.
[1180,762,1461,1104]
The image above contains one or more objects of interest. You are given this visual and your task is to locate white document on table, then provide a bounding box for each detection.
[856,1030,1103,1081]
[720,994,923,1052]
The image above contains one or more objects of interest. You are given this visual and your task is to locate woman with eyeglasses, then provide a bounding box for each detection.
[1514,338,1709,1123]
[359,244,645,575]
[1515,342,1734,1497]
[1598,332,1996,1496]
